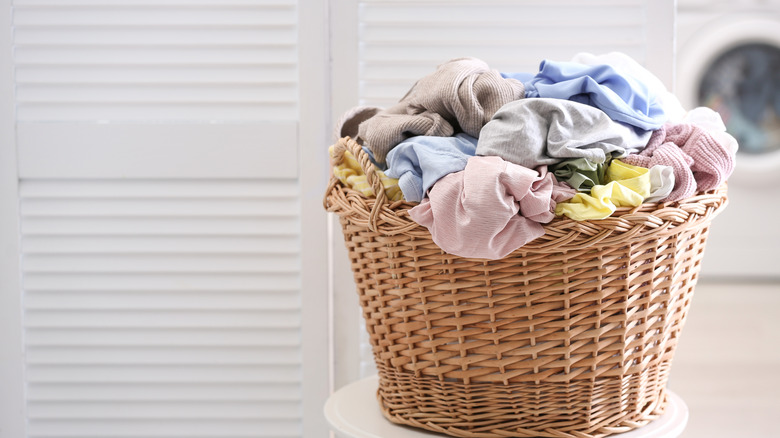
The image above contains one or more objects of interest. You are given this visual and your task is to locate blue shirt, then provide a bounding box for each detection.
[523,60,667,131]
[385,134,478,202]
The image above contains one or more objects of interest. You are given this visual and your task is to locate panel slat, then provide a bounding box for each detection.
[25,327,301,346]
[27,400,301,420]
[25,365,301,383]
[24,291,301,311]
[26,347,301,365]
[19,179,300,198]
[20,198,300,217]
[24,296,301,315]
[22,254,299,274]
[16,64,297,84]
[27,419,300,438]
[16,102,298,122]
[24,273,300,292]
[13,6,296,28]
[21,217,300,236]
[15,0,295,5]
[16,82,297,103]
[14,25,297,46]
[21,235,300,255]
[24,309,301,328]
[14,46,297,66]
[27,382,301,402]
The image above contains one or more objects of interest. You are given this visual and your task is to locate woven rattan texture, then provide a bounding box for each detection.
[376,361,669,438]
[324,137,729,438]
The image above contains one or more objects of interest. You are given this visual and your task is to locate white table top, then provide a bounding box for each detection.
[325,376,688,438]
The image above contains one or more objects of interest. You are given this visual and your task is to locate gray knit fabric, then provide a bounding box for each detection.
[476,98,636,168]
[358,57,525,164]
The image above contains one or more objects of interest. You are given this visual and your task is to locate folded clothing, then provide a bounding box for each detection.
[358,57,525,164]
[476,98,636,168]
[409,156,575,259]
[328,145,403,201]
[524,60,667,131]
[621,122,734,202]
[385,134,478,202]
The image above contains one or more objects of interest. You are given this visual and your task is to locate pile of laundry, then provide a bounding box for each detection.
[330,53,737,259]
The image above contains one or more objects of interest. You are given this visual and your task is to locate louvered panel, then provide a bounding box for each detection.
[13,0,299,122]
[358,0,649,107]
[19,179,303,438]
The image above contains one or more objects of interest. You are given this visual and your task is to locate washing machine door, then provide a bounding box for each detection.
[677,15,780,279]
[697,44,780,155]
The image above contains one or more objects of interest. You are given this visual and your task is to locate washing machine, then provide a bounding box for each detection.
[676,0,780,279]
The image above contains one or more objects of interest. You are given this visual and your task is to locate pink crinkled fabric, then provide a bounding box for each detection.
[621,123,734,202]
[408,156,576,260]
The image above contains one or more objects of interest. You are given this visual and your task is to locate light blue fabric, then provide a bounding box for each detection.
[385,134,478,202]
[501,71,534,82]
[523,60,667,131]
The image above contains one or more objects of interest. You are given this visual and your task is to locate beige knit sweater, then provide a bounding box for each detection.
[357,57,525,164]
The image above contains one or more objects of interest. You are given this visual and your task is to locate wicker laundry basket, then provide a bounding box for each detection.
[324,136,729,438]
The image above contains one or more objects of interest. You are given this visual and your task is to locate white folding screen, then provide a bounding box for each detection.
[0,0,678,434]
[1,0,330,437]
[329,0,675,386]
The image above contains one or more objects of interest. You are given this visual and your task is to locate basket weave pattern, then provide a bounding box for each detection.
[325,137,728,438]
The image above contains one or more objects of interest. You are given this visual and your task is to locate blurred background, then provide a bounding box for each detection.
[0,0,777,437]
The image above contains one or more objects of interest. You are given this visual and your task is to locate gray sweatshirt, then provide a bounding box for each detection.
[476,98,642,168]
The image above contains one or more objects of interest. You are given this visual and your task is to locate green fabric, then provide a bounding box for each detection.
[550,157,611,192]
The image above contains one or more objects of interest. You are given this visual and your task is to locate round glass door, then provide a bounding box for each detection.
[698,43,780,155]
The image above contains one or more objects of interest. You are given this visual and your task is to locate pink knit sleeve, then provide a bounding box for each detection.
[669,124,735,192]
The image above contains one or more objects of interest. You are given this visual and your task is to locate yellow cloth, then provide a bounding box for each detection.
[555,160,652,220]
[329,146,403,201]
[605,159,652,197]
